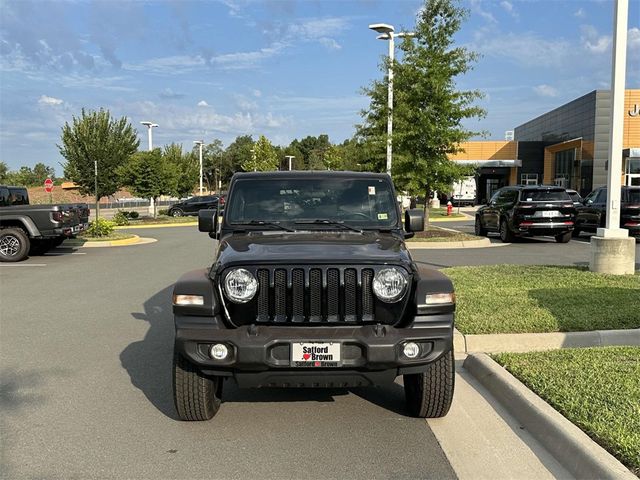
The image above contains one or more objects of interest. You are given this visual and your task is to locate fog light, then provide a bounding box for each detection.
[210,344,228,360]
[403,342,420,359]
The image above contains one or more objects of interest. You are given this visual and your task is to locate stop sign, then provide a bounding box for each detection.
[44,178,54,193]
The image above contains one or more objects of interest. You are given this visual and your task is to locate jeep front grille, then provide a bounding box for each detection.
[252,266,375,324]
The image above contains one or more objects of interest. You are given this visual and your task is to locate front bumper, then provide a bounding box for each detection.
[175,314,454,388]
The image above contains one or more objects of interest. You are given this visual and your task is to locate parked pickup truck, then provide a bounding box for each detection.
[0,185,90,262]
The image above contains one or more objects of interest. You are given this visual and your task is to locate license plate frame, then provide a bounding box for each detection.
[538,210,560,218]
[291,342,342,367]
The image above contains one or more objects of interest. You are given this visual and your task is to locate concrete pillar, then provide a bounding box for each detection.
[589,236,636,275]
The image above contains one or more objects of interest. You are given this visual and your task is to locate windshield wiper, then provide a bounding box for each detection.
[294,219,362,233]
[236,220,295,232]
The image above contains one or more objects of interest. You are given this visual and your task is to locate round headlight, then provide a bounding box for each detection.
[223,268,258,303]
[372,268,408,303]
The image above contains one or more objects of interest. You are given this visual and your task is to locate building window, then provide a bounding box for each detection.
[520,173,538,185]
[626,158,640,186]
[554,149,575,188]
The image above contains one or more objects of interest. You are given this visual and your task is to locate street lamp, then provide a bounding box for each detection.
[140,121,158,151]
[250,148,256,172]
[194,140,204,195]
[284,155,295,171]
[369,23,414,175]
[140,121,159,215]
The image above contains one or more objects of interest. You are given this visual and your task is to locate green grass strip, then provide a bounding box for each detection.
[493,347,640,475]
[442,265,640,334]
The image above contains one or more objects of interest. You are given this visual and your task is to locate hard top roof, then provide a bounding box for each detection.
[231,170,391,181]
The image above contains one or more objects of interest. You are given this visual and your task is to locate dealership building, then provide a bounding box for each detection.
[449,89,640,202]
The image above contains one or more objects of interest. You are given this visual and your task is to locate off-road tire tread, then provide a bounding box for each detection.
[0,228,30,262]
[173,352,221,421]
[404,349,455,418]
[499,218,514,243]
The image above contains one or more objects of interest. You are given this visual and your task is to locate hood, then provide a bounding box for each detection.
[215,231,411,267]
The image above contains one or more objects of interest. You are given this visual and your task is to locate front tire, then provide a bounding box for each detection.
[555,231,572,243]
[499,219,514,243]
[171,208,184,217]
[404,350,455,418]
[474,216,487,236]
[173,352,222,421]
[0,228,30,262]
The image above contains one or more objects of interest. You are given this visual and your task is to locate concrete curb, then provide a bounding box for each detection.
[407,238,492,249]
[67,235,158,248]
[463,353,636,479]
[454,328,640,353]
[428,214,472,222]
[114,222,197,230]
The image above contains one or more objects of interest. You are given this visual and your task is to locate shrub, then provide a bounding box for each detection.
[85,218,115,237]
[127,211,139,219]
[158,208,168,216]
[112,210,129,226]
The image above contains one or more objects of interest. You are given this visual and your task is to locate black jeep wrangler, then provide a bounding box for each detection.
[172,171,456,420]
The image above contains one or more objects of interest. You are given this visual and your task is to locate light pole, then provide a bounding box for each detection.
[194,140,204,195]
[284,155,295,171]
[369,23,414,176]
[590,0,635,274]
[140,121,158,151]
[250,148,256,172]
[141,121,158,215]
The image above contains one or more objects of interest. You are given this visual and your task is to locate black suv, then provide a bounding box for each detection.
[172,171,456,420]
[475,186,576,243]
[167,195,221,217]
[574,186,640,238]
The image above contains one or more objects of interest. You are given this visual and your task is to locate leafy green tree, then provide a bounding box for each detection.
[323,144,342,171]
[164,143,198,197]
[242,135,278,172]
[224,135,254,179]
[31,163,56,185]
[119,149,177,217]
[360,0,485,225]
[59,108,139,203]
[0,162,9,183]
[202,139,225,192]
[280,145,305,170]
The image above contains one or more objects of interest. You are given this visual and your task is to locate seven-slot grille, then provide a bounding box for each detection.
[253,267,375,324]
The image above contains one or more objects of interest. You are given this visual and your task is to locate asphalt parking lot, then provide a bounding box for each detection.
[1,224,633,478]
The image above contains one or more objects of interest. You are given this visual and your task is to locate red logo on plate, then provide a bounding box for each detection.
[303,353,311,360]
[314,361,321,367]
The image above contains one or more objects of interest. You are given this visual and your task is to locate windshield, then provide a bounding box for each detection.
[227,177,399,229]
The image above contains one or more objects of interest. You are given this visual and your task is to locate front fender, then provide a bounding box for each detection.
[172,268,219,317]
[413,264,455,316]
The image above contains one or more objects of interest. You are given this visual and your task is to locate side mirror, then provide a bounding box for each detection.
[198,208,218,235]
[405,208,424,233]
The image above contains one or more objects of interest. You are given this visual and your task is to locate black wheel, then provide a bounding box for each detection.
[555,231,572,243]
[499,218,514,243]
[0,228,30,262]
[171,208,184,217]
[29,238,55,256]
[474,215,487,236]
[173,352,222,421]
[404,350,455,418]
[571,227,581,238]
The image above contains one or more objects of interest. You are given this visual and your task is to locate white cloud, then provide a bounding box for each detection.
[533,84,559,97]
[197,100,209,107]
[500,1,513,13]
[470,0,497,23]
[581,25,611,54]
[211,42,287,69]
[628,27,640,51]
[159,87,185,99]
[472,32,572,67]
[318,38,341,51]
[574,8,586,19]
[123,55,206,74]
[252,89,262,97]
[38,95,63,106]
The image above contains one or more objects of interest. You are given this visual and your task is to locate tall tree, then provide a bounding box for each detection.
[360,0,485,224]
[241,135,277,172]
[164,143,198,197]
[59,108,139,202]
[0,162,8,183]
[225,135,254,179]
[31,163,56,185]
[202,139,225,192]
[119,149,176,217]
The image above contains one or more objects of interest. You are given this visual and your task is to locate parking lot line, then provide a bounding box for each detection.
[0,264,47,267]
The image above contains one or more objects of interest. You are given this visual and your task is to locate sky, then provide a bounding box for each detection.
[1,0,639,175]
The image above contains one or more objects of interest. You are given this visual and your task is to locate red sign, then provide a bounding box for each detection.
[44,178,54,193]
